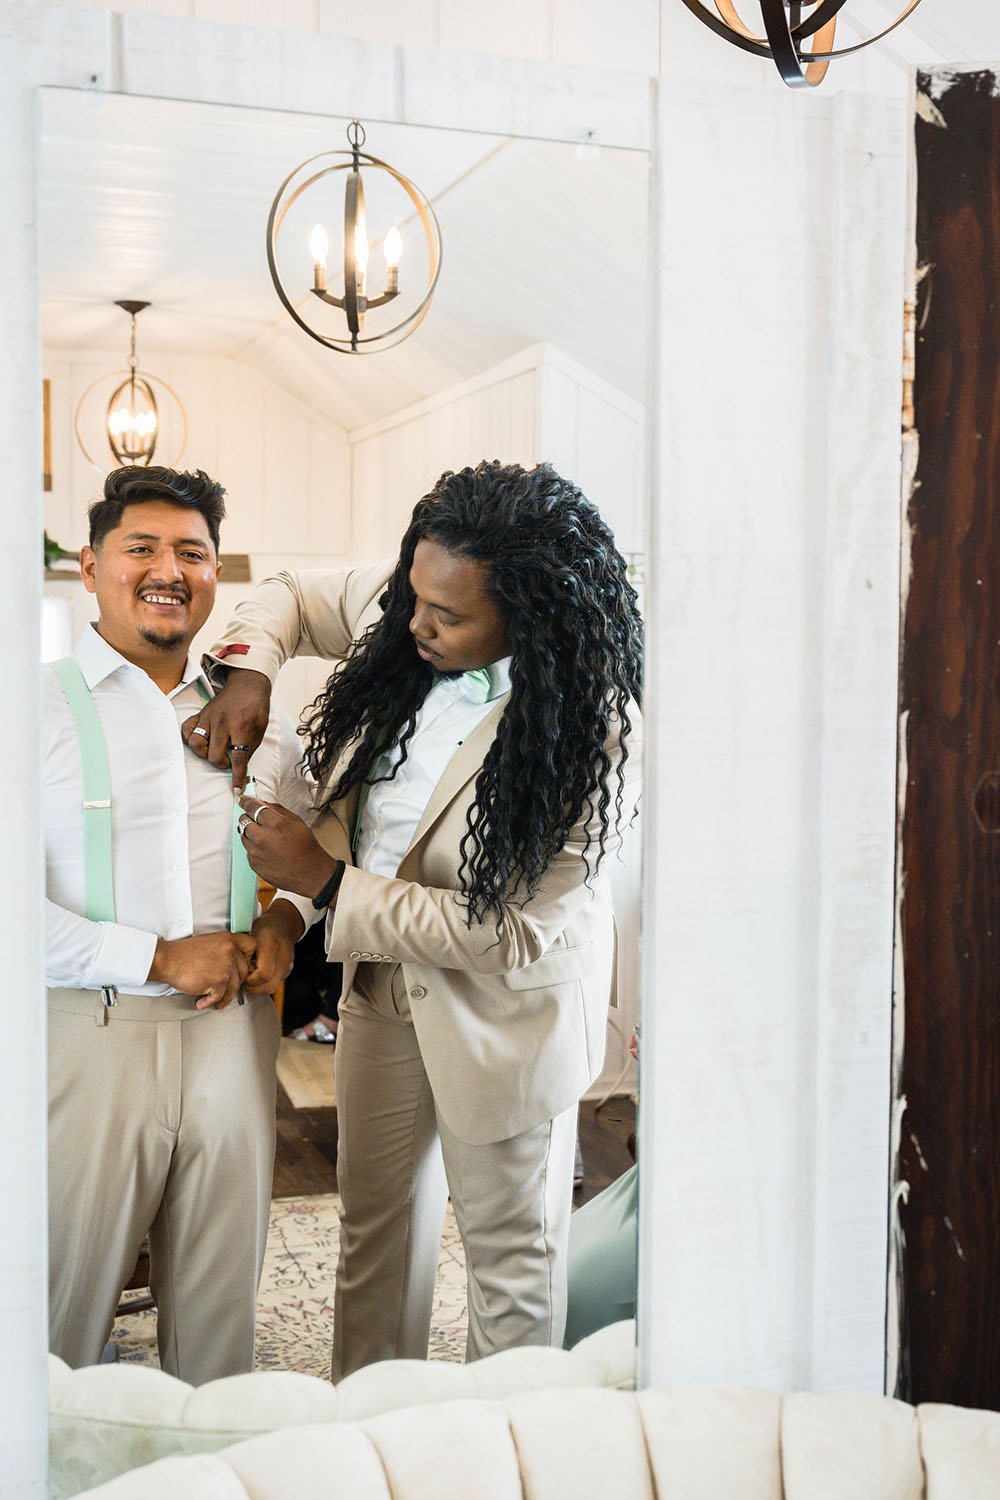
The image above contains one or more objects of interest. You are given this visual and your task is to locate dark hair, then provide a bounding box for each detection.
[88,467,227,552]
[302,460,643,926]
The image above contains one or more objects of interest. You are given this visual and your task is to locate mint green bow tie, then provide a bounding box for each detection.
[463,667,492,704]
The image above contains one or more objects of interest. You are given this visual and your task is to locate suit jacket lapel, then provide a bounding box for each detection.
[401,694,508,864]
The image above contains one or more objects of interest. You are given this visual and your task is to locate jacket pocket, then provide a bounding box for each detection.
[503,942,596,990]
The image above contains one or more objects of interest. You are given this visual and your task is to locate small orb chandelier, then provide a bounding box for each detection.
[266,120,442,355]
[74,301,187,473]
[678,0,924,88]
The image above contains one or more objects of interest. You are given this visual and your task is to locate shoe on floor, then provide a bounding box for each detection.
[289,1017,337,1043]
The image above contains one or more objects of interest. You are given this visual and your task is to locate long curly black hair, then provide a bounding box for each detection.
[302,460,643,924]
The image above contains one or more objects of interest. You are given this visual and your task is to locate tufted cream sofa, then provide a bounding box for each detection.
[61,1378,1000,1500]
[49,1320,636,1498]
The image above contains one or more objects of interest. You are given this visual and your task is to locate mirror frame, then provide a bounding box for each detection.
[1,6,660,1488]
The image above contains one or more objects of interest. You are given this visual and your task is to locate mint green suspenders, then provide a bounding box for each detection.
[50,658,259,933]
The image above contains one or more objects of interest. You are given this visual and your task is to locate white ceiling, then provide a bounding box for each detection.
[40,91,648,431]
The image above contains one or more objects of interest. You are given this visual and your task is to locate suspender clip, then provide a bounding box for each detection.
[100,985,118,1008]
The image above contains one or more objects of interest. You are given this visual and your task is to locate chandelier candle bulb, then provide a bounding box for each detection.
[355,220,369,299]
[309,223,329,292]
[384,225,402,295]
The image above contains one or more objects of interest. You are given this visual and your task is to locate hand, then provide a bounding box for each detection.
[181,668,272,793]
[148,930,258,1010]
[237,795,337,899]
[246,901,304,996]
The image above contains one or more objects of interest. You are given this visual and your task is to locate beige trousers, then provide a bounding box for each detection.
[48,987,280,1385]
[332,981,578,1380]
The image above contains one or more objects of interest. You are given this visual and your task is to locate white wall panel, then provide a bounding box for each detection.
[350,358,540,558]
[552,0,659,76]
[538,350,644,553]
[639,78,903,1395]
[216,364,266,553]
[261,389,311,552]
[438,0,549,63]
[318,0,433,48]
[194,0,317,28]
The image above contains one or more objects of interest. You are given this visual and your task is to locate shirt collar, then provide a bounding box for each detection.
[74,624,210,698]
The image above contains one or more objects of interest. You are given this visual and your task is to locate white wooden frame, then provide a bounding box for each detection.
[1,7,654,1493]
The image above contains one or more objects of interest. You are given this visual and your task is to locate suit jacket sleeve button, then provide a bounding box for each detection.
[349,951,361,960]
[409,985,427,999]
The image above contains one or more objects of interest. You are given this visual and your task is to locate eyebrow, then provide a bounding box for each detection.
[121,531,210,547]
[408,572,462,617]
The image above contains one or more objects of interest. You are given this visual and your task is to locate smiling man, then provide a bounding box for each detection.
[183,460,643,1378]
[44,465,310,1383]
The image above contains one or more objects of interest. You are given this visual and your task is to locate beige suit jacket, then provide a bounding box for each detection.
[210,561,641,1145]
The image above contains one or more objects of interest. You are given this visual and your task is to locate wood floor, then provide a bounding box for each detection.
[273,1068,636,1206]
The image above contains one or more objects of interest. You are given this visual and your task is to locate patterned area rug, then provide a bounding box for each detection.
[112,1193,468,1375]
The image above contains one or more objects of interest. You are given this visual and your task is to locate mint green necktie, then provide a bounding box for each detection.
[462,667,492,704]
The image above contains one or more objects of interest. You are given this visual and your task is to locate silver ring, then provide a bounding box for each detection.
[229,743,251,753]
[252,804,270,824]
[237,814,252,837]
[191,726,209,740]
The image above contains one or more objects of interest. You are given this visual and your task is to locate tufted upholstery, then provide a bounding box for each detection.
[62,1381,1000,1500]
[49,1320,636,1499]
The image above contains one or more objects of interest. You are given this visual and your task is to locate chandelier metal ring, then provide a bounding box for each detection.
[266,142,442,356]
[74,368,188,476]
[678,0,924,87]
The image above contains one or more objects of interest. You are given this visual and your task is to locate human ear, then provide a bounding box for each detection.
[79,545,98,595]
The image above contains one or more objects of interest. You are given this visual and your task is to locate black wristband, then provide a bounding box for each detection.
[312,859,347,910]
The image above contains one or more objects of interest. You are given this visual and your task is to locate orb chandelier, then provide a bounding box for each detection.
[74,301,187,473]
[266,120,442,355]
[678,1,924,88]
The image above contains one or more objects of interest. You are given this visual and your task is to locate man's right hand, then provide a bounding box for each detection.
[181,668,272,793]
[148,931,258,1010]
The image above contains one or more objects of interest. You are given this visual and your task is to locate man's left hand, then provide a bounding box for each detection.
[238,795,336,900]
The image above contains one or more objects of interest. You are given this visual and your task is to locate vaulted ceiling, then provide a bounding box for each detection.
[40,91,648,432]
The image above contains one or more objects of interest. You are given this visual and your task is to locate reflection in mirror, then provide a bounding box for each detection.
[40,87,646,1379]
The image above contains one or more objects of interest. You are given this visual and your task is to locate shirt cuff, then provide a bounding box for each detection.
[273,890,325,935]
[90,924,160,990]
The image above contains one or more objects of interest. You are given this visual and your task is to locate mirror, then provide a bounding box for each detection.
[40,85,647,1377]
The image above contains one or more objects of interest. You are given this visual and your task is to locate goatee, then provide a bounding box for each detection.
[140,627,187,653]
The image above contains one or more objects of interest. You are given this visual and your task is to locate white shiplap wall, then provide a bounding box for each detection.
[350,344,644,557]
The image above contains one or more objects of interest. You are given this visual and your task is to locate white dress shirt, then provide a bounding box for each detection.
[355,657,512,879]
[44,626,312,993]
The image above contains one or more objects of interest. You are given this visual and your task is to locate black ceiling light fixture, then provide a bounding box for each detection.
[266,119,442,355]
[678,1,924,88]
[74,300,187,474]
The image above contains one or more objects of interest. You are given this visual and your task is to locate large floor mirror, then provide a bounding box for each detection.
[37,81,648,1376]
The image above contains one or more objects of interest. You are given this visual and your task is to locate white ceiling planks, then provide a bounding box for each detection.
[40,88,649,432]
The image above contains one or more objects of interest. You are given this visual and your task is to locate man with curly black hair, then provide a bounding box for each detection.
[184,460,643,1377]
